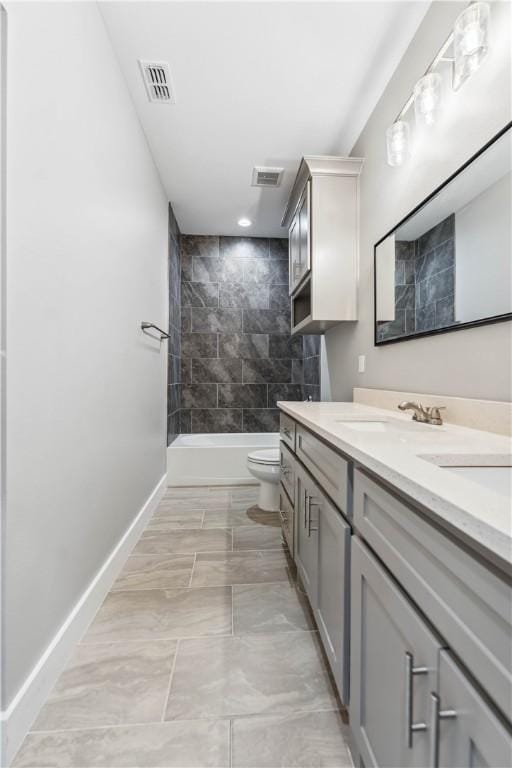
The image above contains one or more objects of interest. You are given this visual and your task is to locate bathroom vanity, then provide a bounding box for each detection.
[277,399,512,768]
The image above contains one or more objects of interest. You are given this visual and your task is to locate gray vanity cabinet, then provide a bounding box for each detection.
[316,490,350,703]
[434,650,512,768]
[351,537,441,768]
[295,465,318,607]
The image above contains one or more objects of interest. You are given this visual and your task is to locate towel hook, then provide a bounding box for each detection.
[141,322,170,341]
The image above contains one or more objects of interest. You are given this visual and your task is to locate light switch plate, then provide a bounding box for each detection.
[358,355,366,373]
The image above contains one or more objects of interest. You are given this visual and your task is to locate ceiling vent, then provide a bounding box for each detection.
[251,166,284,187]
[138,60,175,104]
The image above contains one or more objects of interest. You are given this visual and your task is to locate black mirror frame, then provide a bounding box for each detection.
[374,121,512,347]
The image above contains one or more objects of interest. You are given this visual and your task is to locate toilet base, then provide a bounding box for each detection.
[258,480,280,512]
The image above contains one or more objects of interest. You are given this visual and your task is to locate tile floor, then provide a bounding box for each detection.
[13,485,353,768]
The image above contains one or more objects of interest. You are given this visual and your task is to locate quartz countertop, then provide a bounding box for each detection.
[277,401,512,573]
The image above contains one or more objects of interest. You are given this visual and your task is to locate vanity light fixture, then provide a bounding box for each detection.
[237,217,252,227]
[386,1,491,167]
[453,1,491,90]
[386,121,411,167]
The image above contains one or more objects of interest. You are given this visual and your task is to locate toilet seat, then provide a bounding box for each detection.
[247,448,280,465]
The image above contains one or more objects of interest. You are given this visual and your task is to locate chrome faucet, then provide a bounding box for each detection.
[398,401,445,425]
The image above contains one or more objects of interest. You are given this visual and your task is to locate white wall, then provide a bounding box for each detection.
[455,173,511,322]
[3,0,168,736]
[325,0,512,402]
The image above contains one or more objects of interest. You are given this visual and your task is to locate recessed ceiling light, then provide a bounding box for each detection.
[238,217,252,228]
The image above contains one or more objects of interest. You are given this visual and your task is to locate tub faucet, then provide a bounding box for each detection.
[398,401,445,425]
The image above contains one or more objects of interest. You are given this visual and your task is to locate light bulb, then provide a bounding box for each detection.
[386,121,411,167]
[237,217,252,228]
[414,72,442,127]
[453,2,491,90]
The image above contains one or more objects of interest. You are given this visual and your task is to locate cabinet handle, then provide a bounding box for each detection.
[304,490,309,529]
[405,652,428,748]
[429,692,457,768]
[307,496,320,535]
[283,427,291,439]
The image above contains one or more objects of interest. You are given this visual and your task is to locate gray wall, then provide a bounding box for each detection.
[325,1,511,402]
[167,204,181,444]
[4,2,168,709]
[178,235,320,432]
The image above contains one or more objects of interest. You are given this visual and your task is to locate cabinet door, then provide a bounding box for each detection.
[295,466,318,608]
[288,213,300,294]
[316,490,350,704]
[351,537,441,768]
[298,180,310,280]
[434,650,512,768]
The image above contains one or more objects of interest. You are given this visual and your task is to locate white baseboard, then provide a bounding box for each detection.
[1,473,167,767]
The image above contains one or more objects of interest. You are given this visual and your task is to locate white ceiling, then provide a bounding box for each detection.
[100,1,430,237]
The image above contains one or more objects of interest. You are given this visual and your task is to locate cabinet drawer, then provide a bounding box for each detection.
[280,442,295,504]
[279,484,294,557]
[296,424,348,513]
[354,469,512,720]
[280,412,296,452]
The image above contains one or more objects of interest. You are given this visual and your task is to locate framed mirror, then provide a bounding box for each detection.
[374,123,512,345]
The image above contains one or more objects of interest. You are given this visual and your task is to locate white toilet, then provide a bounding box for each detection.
[247,448,280,511]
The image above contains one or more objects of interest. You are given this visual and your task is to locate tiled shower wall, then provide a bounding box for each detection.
[178,235,320,434]
[167,204,181,445]
[377,214,455,342]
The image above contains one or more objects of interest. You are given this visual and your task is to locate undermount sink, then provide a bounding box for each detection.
[419,454,512,499]
[335,419,389,432]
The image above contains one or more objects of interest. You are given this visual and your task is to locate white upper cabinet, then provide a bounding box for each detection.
[282,156,363,334]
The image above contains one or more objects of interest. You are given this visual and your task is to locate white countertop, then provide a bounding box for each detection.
[277,401,512,572]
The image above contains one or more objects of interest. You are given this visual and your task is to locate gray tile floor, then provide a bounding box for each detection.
[14,485,353,768]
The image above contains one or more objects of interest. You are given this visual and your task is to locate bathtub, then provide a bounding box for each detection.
[167,432,280,486]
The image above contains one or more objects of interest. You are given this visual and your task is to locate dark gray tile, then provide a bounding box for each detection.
[180,409,191,433]
[222,257,245,283]
[415,240,454,283]
[395,284,415,310]
[180,358,192,385]
[168,355,180,386]
[182,384,218,409]
[404,259,415,285]
[219,333,269,359]
[168,324,180,357]
[192,358,242,383]
[243,259,271,283]
[242,409,280,432]
[435,294,455,327]
[169,298,181,330]
[269,260,288,285]
[192,308,242,333]
[269,239,288,259]
[268,384,303,407]
[395,240,415,260]
[181,253,193,282]
[169,204,180,240]
[376,310,406,341]
[418,214,454,256]
[168,384,180,413]
[218,384,267,408]
[426,267,455,304]
[243,310,289,334]
[292,359,304,384]
[181,307,191,333]
[303,357,320,386]
[269,284,289,309]
[168,411,180,444]
[181,332,218,358]
[192,257,222,283]
[220,237,268,259]
[415,304,436,332]
[182,282,219,308]
[181,235,219,258]
[405,309,416,333]
[220,283,269,309]
[268,334,303,359]
[243,359,291,384]
[303,335,320,357]
[191,409,243,433]
[394,261,405,285]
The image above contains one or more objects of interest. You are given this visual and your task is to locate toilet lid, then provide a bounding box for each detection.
[248,448,280,465]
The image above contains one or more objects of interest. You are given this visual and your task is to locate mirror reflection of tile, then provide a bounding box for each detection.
[377,213,455,342]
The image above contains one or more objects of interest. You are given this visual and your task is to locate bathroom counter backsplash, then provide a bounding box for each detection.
[277,400,512,572]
